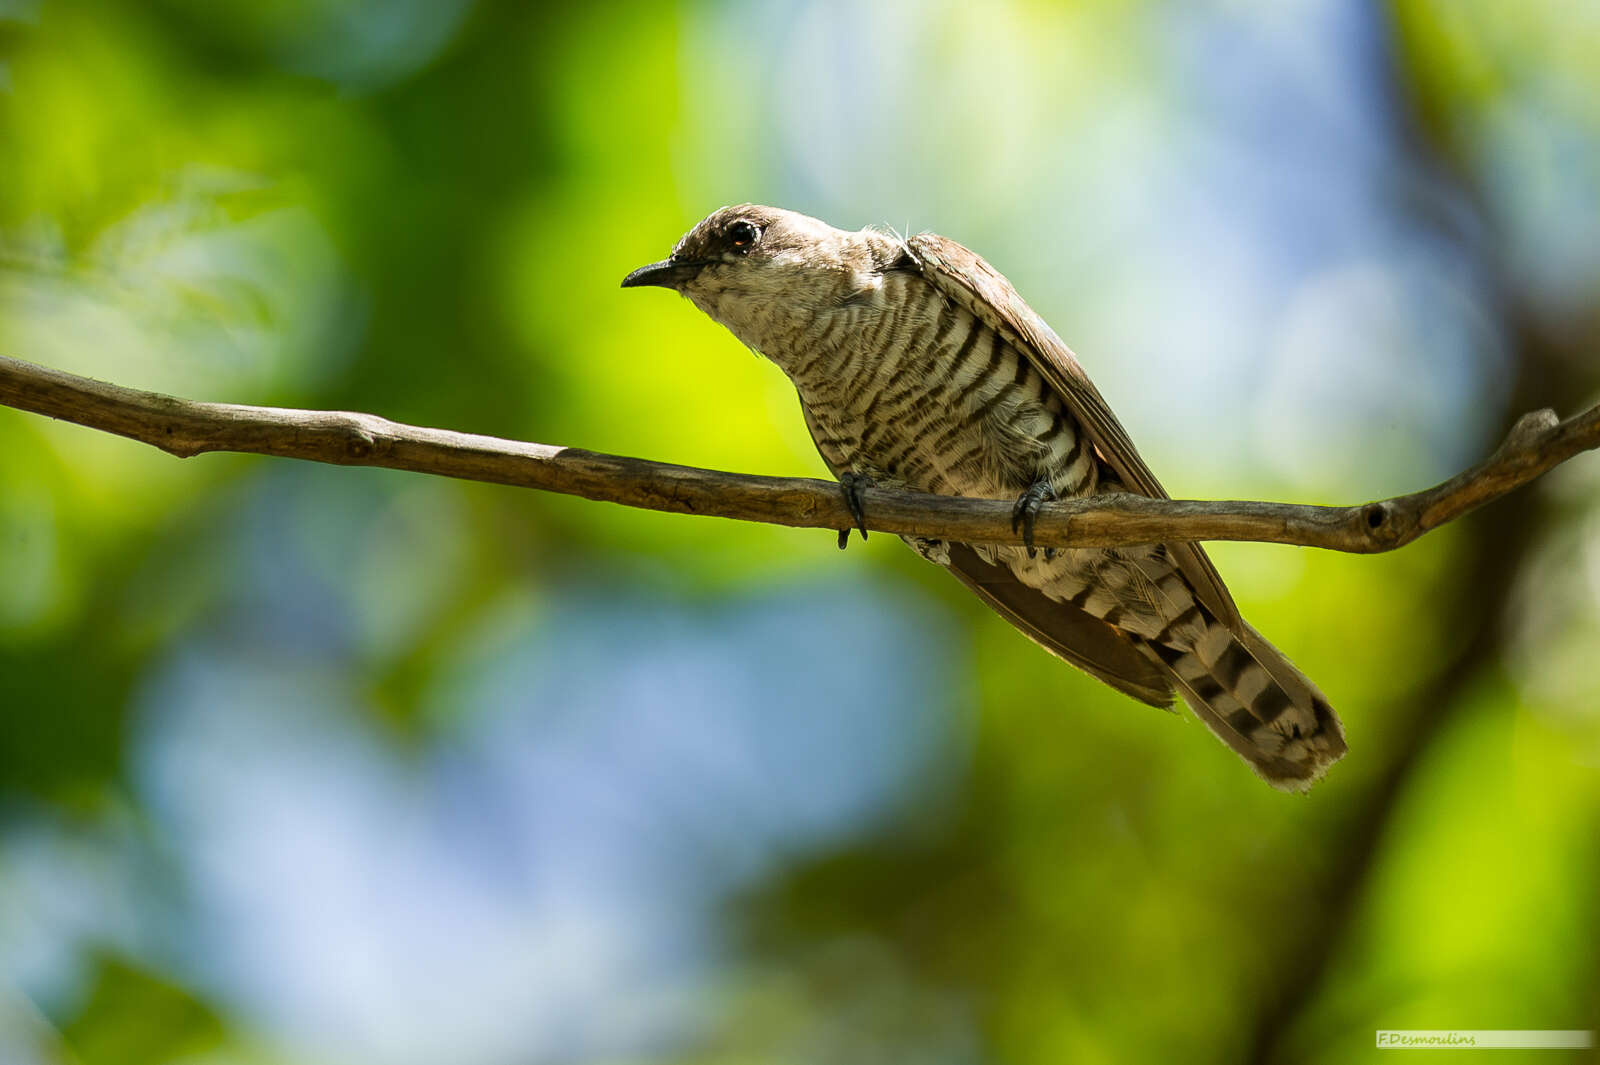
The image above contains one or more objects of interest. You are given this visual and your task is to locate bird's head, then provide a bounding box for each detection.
[622,204,905,362]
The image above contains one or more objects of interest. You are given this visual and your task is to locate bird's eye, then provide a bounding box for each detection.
[727,220,759,250]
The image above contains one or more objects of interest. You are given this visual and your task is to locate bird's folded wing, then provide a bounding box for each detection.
[905,233,1243,630]
[942,543,1174,708]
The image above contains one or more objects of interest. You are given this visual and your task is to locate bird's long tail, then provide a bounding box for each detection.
[1142,615,1346,790]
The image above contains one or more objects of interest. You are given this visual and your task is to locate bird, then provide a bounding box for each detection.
[622,205,1346,790]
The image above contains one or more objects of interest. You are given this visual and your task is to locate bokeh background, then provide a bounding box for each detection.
[2,1,1598,1062]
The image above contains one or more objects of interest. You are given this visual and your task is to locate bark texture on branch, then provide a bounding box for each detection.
[1,354,1595,553]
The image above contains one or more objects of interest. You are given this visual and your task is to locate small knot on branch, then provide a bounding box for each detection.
[340,420,380,459]
[1494,408,1560,460]
[1354,499,1415,551]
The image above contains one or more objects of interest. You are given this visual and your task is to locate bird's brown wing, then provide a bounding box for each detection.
[942,544,1174,707]
[904,233,1243,630]
[798,398,1172,706]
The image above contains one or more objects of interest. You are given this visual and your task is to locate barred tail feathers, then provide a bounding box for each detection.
[1145,618,1345,791]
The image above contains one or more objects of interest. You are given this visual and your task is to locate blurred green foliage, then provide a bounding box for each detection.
[1,2,1598,1064]
[61,956,226,1065]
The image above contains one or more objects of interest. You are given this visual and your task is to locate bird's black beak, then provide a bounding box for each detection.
[621,258,705,290]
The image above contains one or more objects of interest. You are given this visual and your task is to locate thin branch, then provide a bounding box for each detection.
[1,354,1596,553]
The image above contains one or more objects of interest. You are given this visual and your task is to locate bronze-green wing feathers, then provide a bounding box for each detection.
[940,543,1174,708]
[899,230,1344,788]
[798,369,1175,710]
[904,233,1244,631]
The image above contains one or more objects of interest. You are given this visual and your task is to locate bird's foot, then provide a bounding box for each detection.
[1011,480,1056,559]
[837,472,872,550]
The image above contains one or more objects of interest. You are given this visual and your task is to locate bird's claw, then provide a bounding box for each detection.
[837,472,871,548]
[1011,481,1056,558]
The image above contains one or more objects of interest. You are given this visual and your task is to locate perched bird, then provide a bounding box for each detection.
[623,205,1346,790]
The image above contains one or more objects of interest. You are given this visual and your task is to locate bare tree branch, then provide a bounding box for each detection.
[1,353,1595,553]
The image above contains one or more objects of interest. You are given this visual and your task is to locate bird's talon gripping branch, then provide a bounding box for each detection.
[1011,480,1056,558]
[838,472,872,546]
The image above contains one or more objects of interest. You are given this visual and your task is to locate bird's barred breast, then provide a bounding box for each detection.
[791,271,1097,502]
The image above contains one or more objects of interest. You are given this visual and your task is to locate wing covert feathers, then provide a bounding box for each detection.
[905,233,1242,630]
[904,231,1345,789]
[943,544,1173,708]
